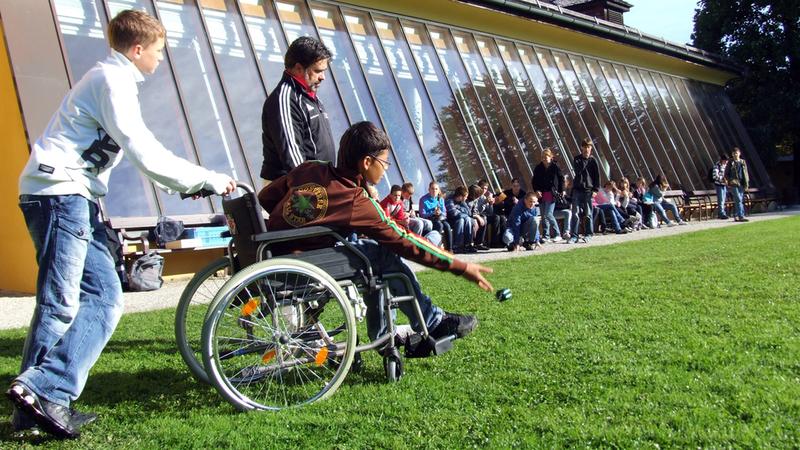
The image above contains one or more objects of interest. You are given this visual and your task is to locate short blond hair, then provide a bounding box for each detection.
[542,148,554,159]
[108,10,165,53]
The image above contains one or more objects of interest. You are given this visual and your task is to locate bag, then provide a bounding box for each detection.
[128,251,164,291]
[642,192,654,204]
[708,166,715,183]
[103,224,128,290]
[152,216,185,247]
[554,192,569,210]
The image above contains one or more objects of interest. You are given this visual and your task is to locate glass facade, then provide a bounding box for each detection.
[50,0,766,220]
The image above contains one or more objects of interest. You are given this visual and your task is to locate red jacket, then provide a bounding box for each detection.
[379,195,409,229]
[258,161,466,274]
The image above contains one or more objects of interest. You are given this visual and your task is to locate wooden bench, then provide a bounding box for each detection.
[686,190,718,221]
[662,190,693,222]
[106,213,229,260]
[744,188,781,214]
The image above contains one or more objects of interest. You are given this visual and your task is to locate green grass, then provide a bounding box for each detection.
[2,217,799,448]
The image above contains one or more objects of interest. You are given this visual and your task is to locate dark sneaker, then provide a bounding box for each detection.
[740,217,749,222]
[430,313,478,340]
[70,408,97,428]
[522,242,535,251]
[6,382,80,439]
[475,244,490,251]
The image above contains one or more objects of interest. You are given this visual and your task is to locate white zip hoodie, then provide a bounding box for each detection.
[19,50,231,199]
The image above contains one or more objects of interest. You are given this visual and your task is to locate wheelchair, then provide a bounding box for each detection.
[174,183,455,411]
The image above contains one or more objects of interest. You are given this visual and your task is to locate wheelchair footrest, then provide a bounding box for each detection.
[404,333,455,358]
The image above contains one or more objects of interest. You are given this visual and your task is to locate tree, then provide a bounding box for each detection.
[692,0,800,198]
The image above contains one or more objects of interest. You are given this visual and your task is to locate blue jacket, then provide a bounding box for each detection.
[506,201,539,243]
[419,193,445,220]
[446,196,471,221]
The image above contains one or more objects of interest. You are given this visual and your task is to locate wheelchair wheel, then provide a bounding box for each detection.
[383,347,404,382]
[202,258,356,411]
[175,256,232,384]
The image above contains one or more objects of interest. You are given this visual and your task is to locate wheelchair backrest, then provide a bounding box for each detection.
[222,191,266,269]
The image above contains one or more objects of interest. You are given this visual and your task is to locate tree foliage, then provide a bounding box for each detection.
[692,0,799,168]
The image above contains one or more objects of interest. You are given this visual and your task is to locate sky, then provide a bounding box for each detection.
[623,0,700,46]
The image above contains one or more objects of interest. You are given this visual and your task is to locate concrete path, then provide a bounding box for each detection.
[2,208,797,331]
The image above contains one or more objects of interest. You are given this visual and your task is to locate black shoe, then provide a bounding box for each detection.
[463,246,478,254]
[475,244,490,251]
[615,229,628,234]
[522,242,534,251]
[70,407,97,428]
[430,313,478,340]
[6,382,80,439]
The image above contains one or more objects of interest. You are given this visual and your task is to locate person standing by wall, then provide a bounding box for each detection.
[725,147,750,222]
[261,36,335,184]
[6,10,235,439]
[531,148,564,243]
[568,139,600,243]
[711,154,729,219]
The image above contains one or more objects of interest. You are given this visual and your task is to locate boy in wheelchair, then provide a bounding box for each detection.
[258,121,494,350]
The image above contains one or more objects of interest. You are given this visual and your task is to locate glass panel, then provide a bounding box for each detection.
[452,30,533,185]
[662,75,728,159]
[199,0,266,186]
[474,37,543,171]
[428,25,510,190]
[651,72,722,177]
[237,0,286,90]
[273,0,349,146]
[401,20,489,186]
[373,14,463,188]
[342,8,430,190]
[495,40,560,165]
[516,44,579,174]
[53,0,163,218]
[714,87,768,187]
[549,50,620,181]
[591,58,663,181]
[618,64,698,189]
[154,0,246,214]
[309,2,378,124]
[568,55,641,180]
[687,80,738,153]
[639,69,715,189]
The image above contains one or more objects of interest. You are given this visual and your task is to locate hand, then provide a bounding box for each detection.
[462,262,494,292]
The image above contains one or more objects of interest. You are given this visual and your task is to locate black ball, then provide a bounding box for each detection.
[496,288,512,302]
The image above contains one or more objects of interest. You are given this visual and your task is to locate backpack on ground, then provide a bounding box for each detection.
[128,251,164,291]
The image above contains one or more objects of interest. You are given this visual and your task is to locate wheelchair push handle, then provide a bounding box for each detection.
[180,181,255,199]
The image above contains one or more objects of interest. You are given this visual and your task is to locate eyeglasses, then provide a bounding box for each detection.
[370,155,392,169]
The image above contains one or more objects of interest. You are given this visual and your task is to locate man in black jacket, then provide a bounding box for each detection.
[568,138,600,243]
[261,36,336,183]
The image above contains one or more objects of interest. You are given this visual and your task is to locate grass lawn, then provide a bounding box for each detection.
[1,217,799,448]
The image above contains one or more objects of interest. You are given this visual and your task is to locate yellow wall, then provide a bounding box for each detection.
[342,0,734,85]
[0,20,38,294]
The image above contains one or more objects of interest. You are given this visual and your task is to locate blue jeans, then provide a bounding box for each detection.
[715,185,728,218]
[502,216,540,246]
[541,200,560,239]
[597,204,623,232]
[353,239,444,341]
[14,195,123,418]
[448,216,473,249]
[730,185,745,219]
[653,200,683,224]
[570,191,594,237]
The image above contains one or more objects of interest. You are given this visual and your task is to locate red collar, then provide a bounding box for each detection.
[287,71,316,99]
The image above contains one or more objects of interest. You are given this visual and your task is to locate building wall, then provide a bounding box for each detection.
[0,19,38,293]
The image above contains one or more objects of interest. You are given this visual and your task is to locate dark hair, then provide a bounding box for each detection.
[108,10,165,52]
[581,138,593,147]
[720,153,729,161]
[477,179,489,189]
[511,178,521,185]
[525,191,538,201]
[285,36,332,69]
[454,186,468,198]
[401,182,414,193]
[337,121,391,170]
[468,184,483,201]
[390,184,402,193]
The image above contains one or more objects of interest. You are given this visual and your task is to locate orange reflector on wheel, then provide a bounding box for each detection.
[241,298,260,316]
[315,347,328,366]
[261,349,276,364]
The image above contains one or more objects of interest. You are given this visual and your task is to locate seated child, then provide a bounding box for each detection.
[503,191,541,251]
[381,185,442,247]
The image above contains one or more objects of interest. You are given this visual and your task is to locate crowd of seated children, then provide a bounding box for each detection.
[381,184,441,246]
[419,181,453,250]
[477,179,507,247]
[593,181,629,234]
[503,191,541,251]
